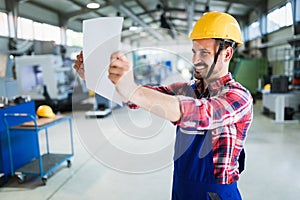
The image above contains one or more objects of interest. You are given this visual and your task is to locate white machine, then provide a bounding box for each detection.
[85,94,112,118]
[15,54,72,101]
[0,53,18,99]
[262,91,300,122]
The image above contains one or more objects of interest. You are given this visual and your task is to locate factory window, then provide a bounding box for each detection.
[33,22,61,44]
[15,16,61,44]
[248,21,260,40]
[17,17,34,40]
[267,2,293,33]
[0,12,9,36]
[66,29,83,47]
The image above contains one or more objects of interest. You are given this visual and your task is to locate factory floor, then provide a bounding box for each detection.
[0,100,300,200]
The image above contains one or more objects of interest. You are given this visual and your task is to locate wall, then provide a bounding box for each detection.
[0,36,8,52]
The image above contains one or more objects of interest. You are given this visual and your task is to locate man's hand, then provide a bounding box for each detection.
[108,51,181,122]
[108,51,140,102]
[73,51,85,80]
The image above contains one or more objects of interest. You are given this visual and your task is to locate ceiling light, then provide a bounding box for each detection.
[86,1,100,9]
[129,26,141,31]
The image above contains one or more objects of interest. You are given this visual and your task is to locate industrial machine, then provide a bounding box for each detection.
[230,57,268,96]
[85,94,112,118]
[14,54,83,111]
[15,55,69,100]
[0,53,18,99]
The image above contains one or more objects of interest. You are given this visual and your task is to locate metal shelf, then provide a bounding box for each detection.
[16,153,72,176]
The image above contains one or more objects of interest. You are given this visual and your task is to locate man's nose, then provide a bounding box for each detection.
[193,55,200,65]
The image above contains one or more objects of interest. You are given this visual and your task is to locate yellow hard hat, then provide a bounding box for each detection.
[189,11,243,46]
[264,84,271,91]
[36,105,55,118]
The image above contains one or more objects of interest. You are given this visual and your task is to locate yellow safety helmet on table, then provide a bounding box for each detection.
[36,105,55,118]
[263,84,271,92]
[189,11,243,46]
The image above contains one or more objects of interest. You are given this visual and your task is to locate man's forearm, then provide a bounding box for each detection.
[130,86,181,122]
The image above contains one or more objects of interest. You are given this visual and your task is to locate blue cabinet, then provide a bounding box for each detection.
[0,101,37,184]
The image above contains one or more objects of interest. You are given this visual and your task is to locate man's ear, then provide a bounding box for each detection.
[224,47,233,62]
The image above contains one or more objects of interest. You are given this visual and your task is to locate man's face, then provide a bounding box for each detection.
[192,38,220,80]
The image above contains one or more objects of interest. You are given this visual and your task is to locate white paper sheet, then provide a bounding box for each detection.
[83,17,124,105]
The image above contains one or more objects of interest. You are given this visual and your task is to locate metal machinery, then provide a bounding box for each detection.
[0,53,18,99]
[261,45,300,122]
[14,54,79,111]
[230,57,268,96]
[85,94,112,118]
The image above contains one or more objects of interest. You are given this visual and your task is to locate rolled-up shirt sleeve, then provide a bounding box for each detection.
[175,87,253,130]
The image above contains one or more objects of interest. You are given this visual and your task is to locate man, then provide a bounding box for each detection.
[74,11,253,200]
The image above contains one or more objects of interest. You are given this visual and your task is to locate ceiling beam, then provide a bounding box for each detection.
[216,0,260,9]
[136,6,248,20]
[205,0,210,12]
[111,1,163,41]
[24,0,58,14]
[225,2,232,13]
[135,0,156,23]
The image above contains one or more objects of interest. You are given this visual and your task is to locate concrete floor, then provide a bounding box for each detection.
[0,100,300,200]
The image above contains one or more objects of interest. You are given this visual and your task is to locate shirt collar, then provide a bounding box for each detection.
[207,73,233,93]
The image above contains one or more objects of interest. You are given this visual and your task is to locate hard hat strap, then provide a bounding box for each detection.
[205,40,225,79]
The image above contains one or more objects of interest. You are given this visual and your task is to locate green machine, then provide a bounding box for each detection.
[230,57,268,95]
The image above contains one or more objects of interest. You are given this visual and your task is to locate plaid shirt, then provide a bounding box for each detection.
[129,73,253,184]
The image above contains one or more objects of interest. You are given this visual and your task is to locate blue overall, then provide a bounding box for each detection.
[172,127,242,200]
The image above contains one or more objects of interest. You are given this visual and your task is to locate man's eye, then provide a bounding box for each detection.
[200,51,209,57]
